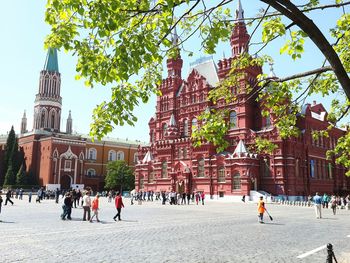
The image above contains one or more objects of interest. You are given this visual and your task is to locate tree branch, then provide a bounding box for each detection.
[269,66,333,83]
[336,105,350,123]
[260,0,350,101]
[245,66,333,103]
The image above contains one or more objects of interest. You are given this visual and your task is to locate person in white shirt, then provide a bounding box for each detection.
[82,191,91,221]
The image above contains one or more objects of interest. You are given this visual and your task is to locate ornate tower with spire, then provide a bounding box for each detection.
[20,110,27,134]
[33,48,62,132]
[166,27,183,78]
[230,0,250,56]
[154,27,184,141]
[66,110,73,134]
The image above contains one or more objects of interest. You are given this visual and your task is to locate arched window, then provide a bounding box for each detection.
[328,163,333,179]
[53,150,59,159]
[151,130,155,143]
[183,119,189,137]
[134,153,138,163]
[183,148,187,159]
[108,150,116,161]
[265,114,271,127]
[140,177,144,189]
[192,118,198,131]
[161,161,168,178]
[148,171,154,183]
[117,151,124,160]
[218,167,225,182]
[229,111,237,129]
[310,159,315,178]
[178,148,182,159]
[51,112,55,129]
[87,168,96,177]
[262,158,271,177]
[41,111,46,128]
[88,148,97,160]
[232,173,241,190]
[44,75,49,93]
[163,123,168,138]
[198,158,205,177]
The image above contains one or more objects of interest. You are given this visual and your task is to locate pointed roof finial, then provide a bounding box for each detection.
[236,0,244,22]
[268,61,276,78]
[172,26,179,46]
[68,110,72,119]
[22,110,27,118]
[44,48,59,72]
[233,139,249,157]
[169,113,176,126]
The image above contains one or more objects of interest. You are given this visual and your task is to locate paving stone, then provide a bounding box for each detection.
[0,196,349,262]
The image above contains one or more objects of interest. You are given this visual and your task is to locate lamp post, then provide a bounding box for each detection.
[209,156,213,199]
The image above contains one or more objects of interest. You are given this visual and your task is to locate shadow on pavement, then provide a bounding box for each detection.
[0,220,16,223]
[118,219,138,223]
[264,222,284,225]
[98,221,115,224]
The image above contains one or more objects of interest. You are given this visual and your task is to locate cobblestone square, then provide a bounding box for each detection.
[1,196,350,263]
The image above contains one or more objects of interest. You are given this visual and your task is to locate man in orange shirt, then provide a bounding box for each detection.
[113,191,124,221]
[257,196,265,224]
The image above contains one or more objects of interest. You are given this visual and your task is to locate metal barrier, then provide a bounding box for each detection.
[326,243,338,263]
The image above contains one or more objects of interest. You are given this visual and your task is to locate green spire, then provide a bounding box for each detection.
[44,48,59,72]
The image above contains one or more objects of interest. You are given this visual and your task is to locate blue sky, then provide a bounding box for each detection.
[0,1,347,142]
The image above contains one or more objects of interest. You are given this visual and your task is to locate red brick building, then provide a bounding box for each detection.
[5,48,140,191]
[135,2,349,200]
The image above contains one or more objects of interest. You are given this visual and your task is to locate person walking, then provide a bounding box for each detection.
[201,192,205,205]
[113,192,124,221]
[28,188,33,203]
[61,192,73,220]
[186,192,191,205]
[330,195,337,215]
[313,192,322,219]
[19,189,23,200]
[82,191,91,221]
[90,194,100,223]
[195,192,200,205]
[5,189,14,205]
[36,188,42,203]
[322,193,329,208]
[55,188,60,204]
[257,196,265,223]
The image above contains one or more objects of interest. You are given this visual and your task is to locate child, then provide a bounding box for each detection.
[90,194,100,222]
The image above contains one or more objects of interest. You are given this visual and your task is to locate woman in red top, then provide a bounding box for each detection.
[113,192,124,221]
[90,194,100,223]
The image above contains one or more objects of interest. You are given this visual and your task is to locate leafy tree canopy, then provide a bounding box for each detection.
[105,160,135,191]
[45,0,350,174]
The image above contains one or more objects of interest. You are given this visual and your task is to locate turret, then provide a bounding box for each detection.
[66,110,73,134]
[20,110,27,134]
[166,27,183,78]
[230,0,250,56]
